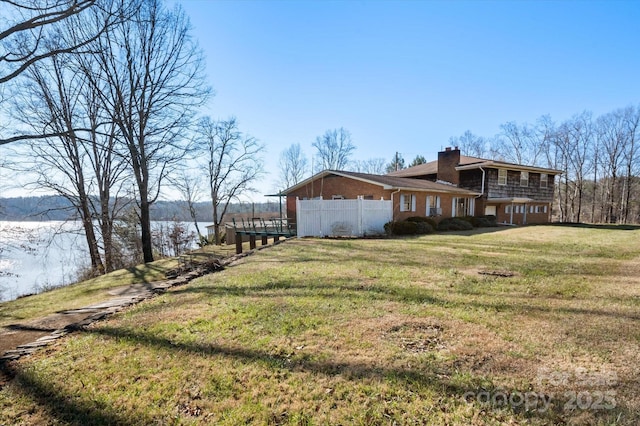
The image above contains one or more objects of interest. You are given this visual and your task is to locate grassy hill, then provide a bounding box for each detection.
[1,225,639,425]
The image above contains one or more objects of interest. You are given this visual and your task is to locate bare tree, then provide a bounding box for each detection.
[597,110,626,223]
[555,111,594,222]
[9,47,130,274]
[10,53,104,272]
[199,117,264,245]
[84,0,210,262]
[496,121,544,166]
[172,170,205,242]
[621,105,640,223]
[353,158,385,174]
[278,143,308,189]
[449,130,488,158]
[312,127,355,170]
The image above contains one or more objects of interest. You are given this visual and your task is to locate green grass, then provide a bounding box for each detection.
[1,226,639,425]
[0,243,247,328]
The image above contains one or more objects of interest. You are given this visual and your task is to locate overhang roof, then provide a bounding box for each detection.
[487,197,534,204]
[455,159,562,175]
[277,170,480,196]
[386,156,562,177]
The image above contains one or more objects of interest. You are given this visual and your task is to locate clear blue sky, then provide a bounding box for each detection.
[177,0,640,198]
[2,0,638,201]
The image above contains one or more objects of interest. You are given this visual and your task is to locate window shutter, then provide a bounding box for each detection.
[411,195,416,212]
[400,194,406,212]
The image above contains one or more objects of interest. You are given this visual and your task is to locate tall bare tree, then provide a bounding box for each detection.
[278,143,308,189]
[9,47,130,274]
[10,53,105,272]
[621,105,640,223]
[313,127,355,170]
[84,0,209,262]
[199,117,264,245]
[597,110,626,223]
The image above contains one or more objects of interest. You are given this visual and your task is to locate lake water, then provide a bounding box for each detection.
[0,221,210,302]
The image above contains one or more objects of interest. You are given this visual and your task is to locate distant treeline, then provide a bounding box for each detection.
[0,196,283,222]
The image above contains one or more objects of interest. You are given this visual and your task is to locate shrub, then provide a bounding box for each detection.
[437,217,474,231]
[406,216,438,229]
[414,221,434,234]
[384,220,418,235]
[471,215,498,228]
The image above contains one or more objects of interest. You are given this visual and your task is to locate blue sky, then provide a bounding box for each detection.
[2,0,638,201]
[177,0,640,198]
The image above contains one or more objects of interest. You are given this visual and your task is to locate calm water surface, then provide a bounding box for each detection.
[0,221,208,302]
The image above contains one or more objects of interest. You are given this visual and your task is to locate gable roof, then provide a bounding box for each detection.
[387,155,562,178]
[279,170,480,196]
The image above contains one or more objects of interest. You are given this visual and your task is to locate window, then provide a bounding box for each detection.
[453,197,474,217]
[520,171,529,187]
[505,205,511,214]
[363,195,374,200]
[530,205,534,214]
[400,194,415,212]
[426,195,441,216]
[540,173,548,188]
[332,195,344,200]
[498,169,507,186]
[544,205,548,213]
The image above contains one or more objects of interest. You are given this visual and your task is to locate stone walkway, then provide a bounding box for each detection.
[0,243,280,362]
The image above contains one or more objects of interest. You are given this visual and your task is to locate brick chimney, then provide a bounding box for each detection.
[437,147,461,184]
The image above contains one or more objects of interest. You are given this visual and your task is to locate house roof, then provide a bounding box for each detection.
[279,170,480,196]
[386,155,562,177]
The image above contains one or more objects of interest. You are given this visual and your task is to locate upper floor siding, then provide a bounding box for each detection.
[459,169,555,202]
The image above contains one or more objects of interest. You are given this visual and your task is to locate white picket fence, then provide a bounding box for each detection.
[296,198,393,237]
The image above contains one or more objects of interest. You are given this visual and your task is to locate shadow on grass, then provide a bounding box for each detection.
[0,360,149,426]
[174,274,640,324]
[549,222,640,231]
[77,325,637,425]
[124,263,168,284]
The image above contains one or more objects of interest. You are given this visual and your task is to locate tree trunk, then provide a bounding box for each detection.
[140,196,154,263]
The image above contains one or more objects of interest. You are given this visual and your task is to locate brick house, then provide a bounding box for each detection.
[281,147,562,228]
[283,169,480,227]
[387,147,562,225]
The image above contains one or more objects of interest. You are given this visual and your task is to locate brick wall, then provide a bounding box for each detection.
[285,174,470,224]
[286,175,389,222]
[494,203,552,225]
